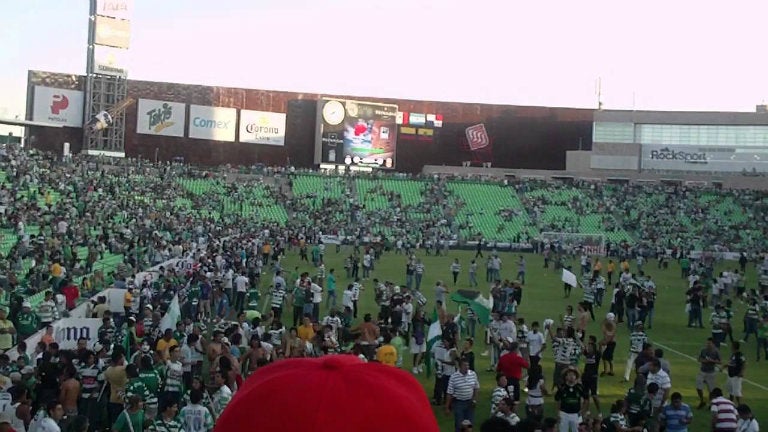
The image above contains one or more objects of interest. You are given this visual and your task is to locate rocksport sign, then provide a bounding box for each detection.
[641,144,768,172]
[188,105,237,142]
[239,110,286,145]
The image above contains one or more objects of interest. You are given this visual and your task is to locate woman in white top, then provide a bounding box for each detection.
[736,404,760,432]
[525,364,548,422]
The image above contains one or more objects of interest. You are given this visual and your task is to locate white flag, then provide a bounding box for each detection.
[562,269,578,288]
[159,294,181,332]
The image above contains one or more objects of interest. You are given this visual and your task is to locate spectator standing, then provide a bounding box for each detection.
[445,359,479,432]
[710,388,738,432]
[659,392,693,432]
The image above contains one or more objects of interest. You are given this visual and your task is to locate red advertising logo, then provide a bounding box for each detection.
[465,123,489,150]
[50,94,70,115]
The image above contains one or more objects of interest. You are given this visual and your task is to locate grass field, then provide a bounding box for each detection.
[269,247,768,431]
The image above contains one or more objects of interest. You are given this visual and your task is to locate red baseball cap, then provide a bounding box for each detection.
[215,355,439,432]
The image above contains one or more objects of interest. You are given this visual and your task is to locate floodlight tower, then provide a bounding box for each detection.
[82,0,131,156]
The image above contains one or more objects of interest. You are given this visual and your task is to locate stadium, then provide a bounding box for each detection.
[2,2,768,432]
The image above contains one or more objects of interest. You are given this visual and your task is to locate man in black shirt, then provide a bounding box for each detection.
[726,341,746,405]
[555,367,587,431]
[582,336,602,414]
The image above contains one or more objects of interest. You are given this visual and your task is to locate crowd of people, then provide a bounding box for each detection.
[0,145,767,432]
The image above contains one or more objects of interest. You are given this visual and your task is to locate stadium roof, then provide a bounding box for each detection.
[0,117,62,128]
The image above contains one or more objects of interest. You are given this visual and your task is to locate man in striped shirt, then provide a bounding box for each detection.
[37,291,59,327]
[180,389,214,432]
[710,387,738,432]
[659,392,693,432]
[270,282,286,320]
[623,322,648,382]
[446,359,479,432]
[212,370,232,420]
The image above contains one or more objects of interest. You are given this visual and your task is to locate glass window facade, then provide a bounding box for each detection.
[593,122,635,143]
[636,124,768,147]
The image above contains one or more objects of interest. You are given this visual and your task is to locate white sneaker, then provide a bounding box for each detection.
[418,365,424,373]
[481,350,489,356]
[412,367,418,374]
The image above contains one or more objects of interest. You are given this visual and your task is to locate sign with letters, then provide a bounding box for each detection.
[239,110,286,145]
[137,99,186,137]
[188,105,237,142]
[32,86,85,128]
[96,0,133,20]
[54,318,102,350]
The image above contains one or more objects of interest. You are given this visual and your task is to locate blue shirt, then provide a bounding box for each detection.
[660,403,692,432]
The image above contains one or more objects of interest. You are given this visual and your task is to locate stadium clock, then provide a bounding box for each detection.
[322,100,346,125]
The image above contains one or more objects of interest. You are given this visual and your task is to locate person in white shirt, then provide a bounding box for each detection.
[234,272,249,313]
[736,404,760,432]
[646,359,672,411]
[526,322,546,368]
[32,400,64,432]
[310,281,323,321]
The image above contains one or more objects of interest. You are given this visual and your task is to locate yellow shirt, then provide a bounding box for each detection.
[156,338,178,359]
[124,292,132,308]
[50,263,63,278]
[0,320,14,350]
[297,325,315,342]
[376,344,397,367]
[607,262,615,273]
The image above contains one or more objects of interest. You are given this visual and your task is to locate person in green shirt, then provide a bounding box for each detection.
[15,302,39,340]
[326,269,337,310]
[148,398,182,432]
[680,257,690,279]
[291,284,305,328]
[139,356,162,420]
[757,317,768,361]
[113,395,148,432]
[125,364,151,404]
[391,330,407,368]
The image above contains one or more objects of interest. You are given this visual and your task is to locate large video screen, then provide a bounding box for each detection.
[316,99,398,169]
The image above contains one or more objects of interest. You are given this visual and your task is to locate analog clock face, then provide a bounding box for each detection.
[322,100,346,125]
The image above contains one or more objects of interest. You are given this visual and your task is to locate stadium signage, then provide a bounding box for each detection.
[239,110,286,146]
[31,86,84,128]
[96,0,133,20]
[137,99,185,137]
[649,147,708,163]
[94,16,131,49]
[188,105,237,142]
[94,45,128,78]
[640,144,768,172]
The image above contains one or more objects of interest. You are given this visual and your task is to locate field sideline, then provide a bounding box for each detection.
[267,248,768,431]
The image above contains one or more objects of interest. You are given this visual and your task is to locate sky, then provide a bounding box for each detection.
[1,0,768,134]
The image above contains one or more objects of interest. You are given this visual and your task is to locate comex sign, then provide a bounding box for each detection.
[188,105,237,142]
[193,117,231,129]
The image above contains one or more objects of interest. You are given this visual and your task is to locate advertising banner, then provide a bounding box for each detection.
[94,45,129,77]
[316,99,398,169]
[32,86,84,128]
[641,144,768,173]
[137,99,186,137]
[465,124,490,150]
[95,16,131,48]
[54,318,102,350]
[188,105,237,142]
[239,110,286,145]
[96,0,133,20]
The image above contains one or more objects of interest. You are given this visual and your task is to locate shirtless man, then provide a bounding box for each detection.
[600,312,617,376]
[240,336,265,375]
[576,302,590,341]
[59,364,81,416]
